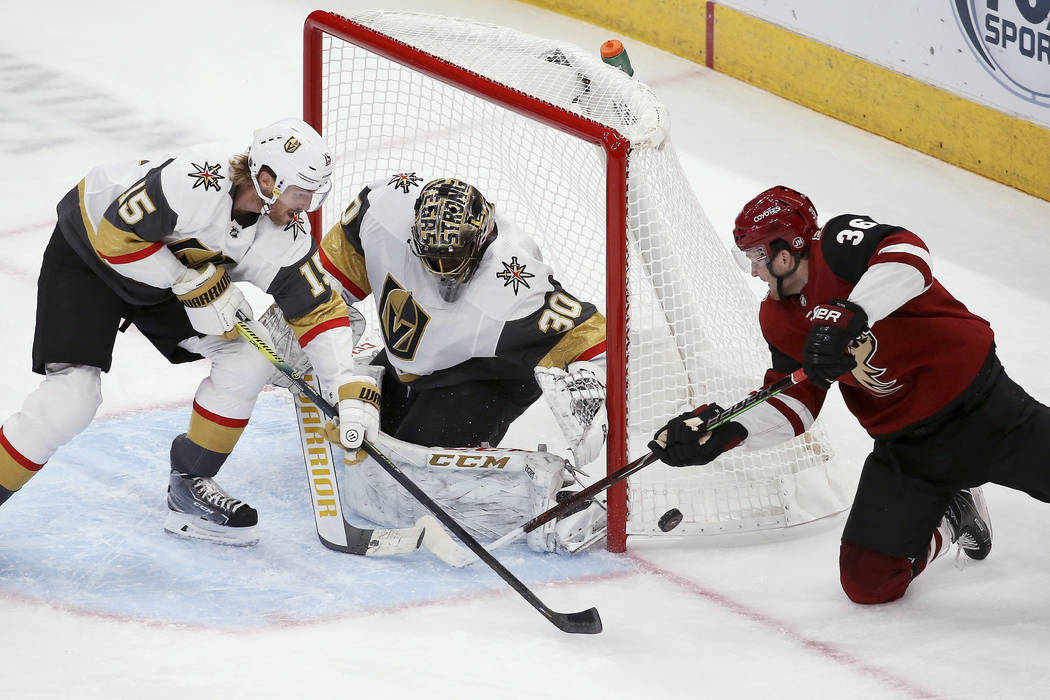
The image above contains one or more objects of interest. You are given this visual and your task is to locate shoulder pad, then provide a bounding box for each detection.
[160,145,237,224]
[473,226,555,318]
[819,214,902,284]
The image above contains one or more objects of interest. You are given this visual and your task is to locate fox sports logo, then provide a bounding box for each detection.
[953,1,1050,105]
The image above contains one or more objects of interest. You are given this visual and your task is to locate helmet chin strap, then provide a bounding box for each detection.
[766,252,802,299]
[250,174,278,217]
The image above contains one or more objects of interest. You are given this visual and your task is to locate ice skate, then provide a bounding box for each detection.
[944,487,992,560]
[164,471,259,546]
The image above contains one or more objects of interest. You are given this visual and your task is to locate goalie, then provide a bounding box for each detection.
[261,174,608,553]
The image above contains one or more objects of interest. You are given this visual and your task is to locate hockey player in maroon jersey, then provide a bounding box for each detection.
[650,185,1050,604]
[0,119,369,546]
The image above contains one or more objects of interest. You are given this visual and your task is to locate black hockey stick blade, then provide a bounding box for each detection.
[548,606,603,634]
[361,440,604,634]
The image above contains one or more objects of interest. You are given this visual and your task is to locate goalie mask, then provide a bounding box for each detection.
[248,118,333,214]
[732,185,817,297]
[410,178,496,302]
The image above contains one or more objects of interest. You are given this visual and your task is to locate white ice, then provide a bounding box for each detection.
[3,1,1050,699]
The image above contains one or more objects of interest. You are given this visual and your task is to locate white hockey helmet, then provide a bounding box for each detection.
[248,118,333,213]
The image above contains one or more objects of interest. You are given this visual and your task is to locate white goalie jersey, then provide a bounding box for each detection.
[317,172,607,389]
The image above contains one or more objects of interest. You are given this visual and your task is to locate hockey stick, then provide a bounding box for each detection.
[235,317,470,564]
[450,368,810,565]
[286,371,471,564]
[235,317,603,634]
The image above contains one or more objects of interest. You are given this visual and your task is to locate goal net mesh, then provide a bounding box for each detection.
[307,10,849,545]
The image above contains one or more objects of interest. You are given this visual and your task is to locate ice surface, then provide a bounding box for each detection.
[2,1,1049,698]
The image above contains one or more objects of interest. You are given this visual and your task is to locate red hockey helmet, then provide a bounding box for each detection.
[733,186,818,258]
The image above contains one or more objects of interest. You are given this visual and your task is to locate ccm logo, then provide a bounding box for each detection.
[812,307,843,322]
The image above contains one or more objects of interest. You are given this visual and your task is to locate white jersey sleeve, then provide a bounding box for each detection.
[318,172,606,389]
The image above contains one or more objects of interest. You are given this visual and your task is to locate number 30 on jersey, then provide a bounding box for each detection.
[539,292,582,333]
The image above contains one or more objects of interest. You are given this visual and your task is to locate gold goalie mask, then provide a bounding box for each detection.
[410,178,496,302]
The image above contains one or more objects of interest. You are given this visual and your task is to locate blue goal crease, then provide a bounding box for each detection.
[0,392,628,628]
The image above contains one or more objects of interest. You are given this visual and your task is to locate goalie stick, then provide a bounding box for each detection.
[235,317,603,635]
[235,317,468,563]
[449,368,810,565]
[287,371,470,564]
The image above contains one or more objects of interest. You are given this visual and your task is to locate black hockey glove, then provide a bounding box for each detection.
[648,404,748,467]
[803,298,868,390]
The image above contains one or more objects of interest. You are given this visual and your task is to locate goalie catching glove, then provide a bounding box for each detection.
[648,403,748,467]
[171,263,253,340]
[535,360,608,467]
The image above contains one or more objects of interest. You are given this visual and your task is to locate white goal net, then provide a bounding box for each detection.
[304,10,850,550]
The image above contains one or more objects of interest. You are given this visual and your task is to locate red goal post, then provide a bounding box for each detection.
[302,10,849,552]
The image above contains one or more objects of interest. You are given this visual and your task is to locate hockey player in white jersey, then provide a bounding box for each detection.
[0,118,368,547]
[264,174,609,552]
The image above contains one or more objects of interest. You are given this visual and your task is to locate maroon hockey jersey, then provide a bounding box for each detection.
[760,214,994,437]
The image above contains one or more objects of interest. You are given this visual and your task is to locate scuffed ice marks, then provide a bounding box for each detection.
[0,52,197,155]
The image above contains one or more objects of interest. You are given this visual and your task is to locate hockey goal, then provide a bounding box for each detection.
[303,10,850,551]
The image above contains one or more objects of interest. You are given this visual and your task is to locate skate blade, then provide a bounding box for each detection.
[164,511,259,547]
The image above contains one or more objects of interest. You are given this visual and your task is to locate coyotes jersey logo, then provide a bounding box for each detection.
[849,331,900,396]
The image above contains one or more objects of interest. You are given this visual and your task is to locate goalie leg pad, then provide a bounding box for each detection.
[342,432,571,550]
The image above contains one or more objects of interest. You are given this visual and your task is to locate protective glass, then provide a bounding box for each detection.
[275,181,332,213]
[735,245,769,274]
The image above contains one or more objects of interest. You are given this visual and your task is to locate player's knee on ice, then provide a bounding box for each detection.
[839,542,918,604]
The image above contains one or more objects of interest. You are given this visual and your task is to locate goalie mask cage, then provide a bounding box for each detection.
[303,10,850,552]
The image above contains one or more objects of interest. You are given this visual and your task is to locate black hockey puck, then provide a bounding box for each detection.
[658,508,683,532]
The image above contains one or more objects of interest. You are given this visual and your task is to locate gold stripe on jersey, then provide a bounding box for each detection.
[286,293,348,341]
[321,224,371,297]
[536,313,607,369]
[188,412,246,455]
[0,452,34,490]
[77,177,159,261]
[93,218,159,260]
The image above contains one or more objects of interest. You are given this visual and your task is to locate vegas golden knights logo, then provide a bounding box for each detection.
[379,275,430,361]
[849,331,900,396]
[284,137,302,153]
